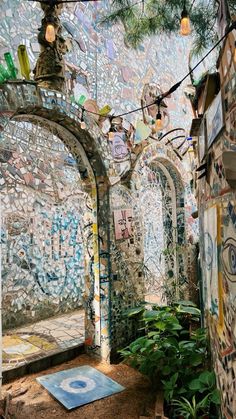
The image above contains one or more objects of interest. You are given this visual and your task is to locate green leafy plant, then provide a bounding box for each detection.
[188,371,221,405]
[119,301,220,418]
[172,395,210,419]
[119,301,206,385]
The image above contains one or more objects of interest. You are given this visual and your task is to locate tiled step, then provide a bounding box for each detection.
[3,342,85,383]
[2,309,85,383]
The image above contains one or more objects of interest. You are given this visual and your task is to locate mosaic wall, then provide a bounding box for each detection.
[0,118,93,328]
[0,0,192,132]
[196,31,236,418]
[0,80,198,361]
[0,83,117,357]
[107,143,198,356]
[0,0,199,358]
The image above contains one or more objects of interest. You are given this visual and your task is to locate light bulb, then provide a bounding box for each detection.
[180,10,191,36]
[155,112,163,131]
[45,23,56,43]
[108,131,114,141]
[81,121,86,130]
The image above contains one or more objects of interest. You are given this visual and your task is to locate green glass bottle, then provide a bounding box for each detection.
[4,52,17,79]
[0,64,10,81]
[0,72,5,84]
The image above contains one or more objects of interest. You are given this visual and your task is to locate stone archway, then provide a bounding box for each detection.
[0,114,101,345]
[132,142,197,303]
[0,82,116,357]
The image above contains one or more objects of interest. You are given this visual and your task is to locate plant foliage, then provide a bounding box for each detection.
[101,0,236,56]
[119,301,220,418]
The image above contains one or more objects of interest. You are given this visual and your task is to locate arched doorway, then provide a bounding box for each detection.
[139,161,178,303]
[0,115,100,344]
[132,143,194,304]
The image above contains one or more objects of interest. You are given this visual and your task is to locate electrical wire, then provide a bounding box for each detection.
[23,0,236,122]
[26,0,99,3]
[81,20,236,120]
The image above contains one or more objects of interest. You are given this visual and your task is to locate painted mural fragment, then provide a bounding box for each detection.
[222,202,236,298]
[113,209,133,240]
[207,200,236,418]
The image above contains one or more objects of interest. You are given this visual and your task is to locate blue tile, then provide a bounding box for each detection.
[37,365,125,410]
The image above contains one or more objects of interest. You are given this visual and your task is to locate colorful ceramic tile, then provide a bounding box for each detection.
[37,365,125,410]
[3,335,41,359]
[134,120,151,143]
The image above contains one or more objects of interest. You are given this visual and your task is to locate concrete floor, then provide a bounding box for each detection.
[3,310,85,372]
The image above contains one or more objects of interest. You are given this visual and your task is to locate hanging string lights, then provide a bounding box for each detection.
[108,128,115,141]
[45,19,56,43]
[180,1,191,36]
[155,108,163,132]
[79,19,235,129]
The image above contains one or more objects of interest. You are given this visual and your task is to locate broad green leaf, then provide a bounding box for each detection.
[143,310,159,319]
[190,353,203,366]
[147,331,160,338]
[162,365,172,375]
[177,306,201,316]
[174,300,197,307]
[154,321,167,330]
[199,371,215,387]
[170,322,183,330]
[210,388,221,405]
[189,378,201,390]
[125,306,144,317]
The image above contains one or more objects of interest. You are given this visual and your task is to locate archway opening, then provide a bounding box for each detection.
[0,115,99,362]
[138,158,186,304]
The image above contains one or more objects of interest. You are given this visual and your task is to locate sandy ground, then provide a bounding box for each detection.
[2,354,156,419]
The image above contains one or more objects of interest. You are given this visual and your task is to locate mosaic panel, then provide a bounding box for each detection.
[109,184,144,354]
[200,199,236,418]
[0,85,112,358]
[0,118,92,328]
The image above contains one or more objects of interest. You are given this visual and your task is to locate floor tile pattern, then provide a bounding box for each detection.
[3,310,85,371]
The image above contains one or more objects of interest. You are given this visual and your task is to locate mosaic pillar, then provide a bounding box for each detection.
[34,3,67,92]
